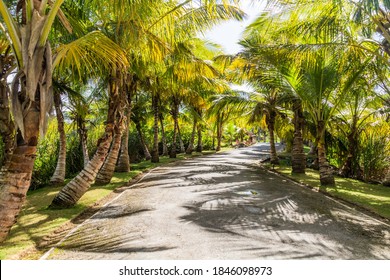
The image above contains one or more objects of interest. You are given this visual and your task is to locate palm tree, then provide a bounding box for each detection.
[49,87,67,184]
[0,0,66,242]
[0,0,129,241]
[132,90,152,160]
[241,1,384,186]
[50,66,127,208]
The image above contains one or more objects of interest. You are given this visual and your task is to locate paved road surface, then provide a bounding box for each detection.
[44,143,390,259]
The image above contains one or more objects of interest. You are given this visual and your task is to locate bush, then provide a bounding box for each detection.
[360,132,389,182]
[31,122,59,190]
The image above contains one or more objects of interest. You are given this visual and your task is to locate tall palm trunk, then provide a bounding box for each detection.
[186,118,197,154]
[50,74,121,208]
[95,124,123,185]
[177,124,186,154]
[316,122,335,186]
[159,113,169,156]
[116,112,130,172]
[170,101,179,158]
[216,115,223,152]
[340,118,361,179]
[196,123,202,153]
[135,120,151,160]
[50,91,66,184]
[151,93,159,163]
[291,100,305,174]
[77,117,89,167]
[116,74,136,172]
[267,112,279,165]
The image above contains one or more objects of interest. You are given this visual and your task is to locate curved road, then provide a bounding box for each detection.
[44,144,390,259]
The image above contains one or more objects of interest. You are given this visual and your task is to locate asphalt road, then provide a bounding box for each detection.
[44,143,390,259]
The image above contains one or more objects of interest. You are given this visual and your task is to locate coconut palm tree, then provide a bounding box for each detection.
[0,0,126,242]
[49,86,67,184]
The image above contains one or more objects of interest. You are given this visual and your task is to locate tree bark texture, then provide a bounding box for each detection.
[340,118,362,179]
[159,113,169,156]
[186,118,197,154]
[316,122,335,186]
[50,91,66,184]
[77,116,89,168]
[135,121,151,160]
[196,123,202,153]
[267,112,279,165]
[170,100,179,158]
[115,114,130,173]
[177,124,186,154]
[0,107,39,243]
[151,93,159,163]
[216,116,222,152]
[291,101,305,174]
[95,126,123,185]
[116,74,136,172]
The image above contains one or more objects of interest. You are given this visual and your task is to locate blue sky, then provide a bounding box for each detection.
[202,1,267,54]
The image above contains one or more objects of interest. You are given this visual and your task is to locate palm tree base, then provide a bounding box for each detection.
[320,175,335,186]
[49,178,65,185]
[151,151,159,163]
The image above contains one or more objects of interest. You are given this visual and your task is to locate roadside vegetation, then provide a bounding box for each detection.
[1,0,390,258]
[267,161,390,220]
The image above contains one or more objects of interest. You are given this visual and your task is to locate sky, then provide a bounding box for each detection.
[202,1,267,54]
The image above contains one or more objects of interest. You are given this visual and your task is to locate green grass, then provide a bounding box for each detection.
[273,165,390,220]
[0,150,223,260]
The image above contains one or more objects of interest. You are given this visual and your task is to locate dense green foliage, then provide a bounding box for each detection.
[1,0,390,247]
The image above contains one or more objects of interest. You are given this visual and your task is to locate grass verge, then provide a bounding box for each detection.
[270,164,390,221]
[0,151,220,260]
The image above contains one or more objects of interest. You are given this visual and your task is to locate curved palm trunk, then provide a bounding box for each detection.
[291,101,305,174]
[50,91,66,184]
[0,107,39,243]
[159,113,169,156]
[267,113,279,165]
[151,93,159,163]
[135,121,151,160]
[50,128,114,208]
[196,123,202,153]
[50,73,121,208]
[317,123,335,187]
[186,118,197,154]
[95,126,123,185]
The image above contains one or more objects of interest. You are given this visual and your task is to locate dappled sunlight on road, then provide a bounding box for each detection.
[45,144,390,260]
